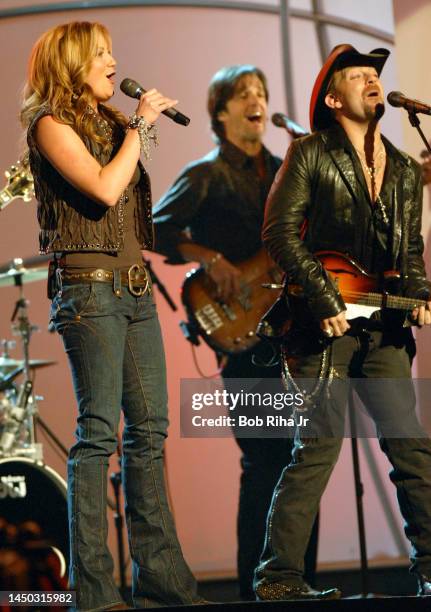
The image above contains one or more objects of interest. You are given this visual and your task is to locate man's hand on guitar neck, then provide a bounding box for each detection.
[178,243,241,302]
[411,301,431,326]
[320,310,350,338]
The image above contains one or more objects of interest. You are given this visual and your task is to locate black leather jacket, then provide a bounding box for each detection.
[263,124,430,322]
[27,105,153,255]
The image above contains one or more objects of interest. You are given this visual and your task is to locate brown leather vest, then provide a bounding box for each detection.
[27,105,153,254]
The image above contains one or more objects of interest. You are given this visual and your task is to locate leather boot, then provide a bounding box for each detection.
[417,574,431,596]
[255,580,341,601]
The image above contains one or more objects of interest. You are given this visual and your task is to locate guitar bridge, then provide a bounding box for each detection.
[195,304,223,335]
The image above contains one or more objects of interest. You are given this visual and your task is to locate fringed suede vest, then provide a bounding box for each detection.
[27,105,153,254]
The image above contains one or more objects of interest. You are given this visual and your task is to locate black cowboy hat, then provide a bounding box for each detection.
[309,43,390,132]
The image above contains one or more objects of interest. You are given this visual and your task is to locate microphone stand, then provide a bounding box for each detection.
[110,437,127,597]
[142,256,177,311]
[407,111,431,155]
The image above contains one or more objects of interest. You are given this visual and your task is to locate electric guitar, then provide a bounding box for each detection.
[0,155,34,210]
[287,251,427,320]
[181,248,283,354]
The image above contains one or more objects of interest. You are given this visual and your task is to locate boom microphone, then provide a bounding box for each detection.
[387,91,431,116]
[120,78,190,126]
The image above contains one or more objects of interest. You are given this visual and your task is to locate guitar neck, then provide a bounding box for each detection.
[0,188,13,210]
[342,290,427,311]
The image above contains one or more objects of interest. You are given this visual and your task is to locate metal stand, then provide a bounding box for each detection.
[143,256,177,311]
[407,111,431,155]
[0,274,41,456]
[348,390,369,598]
[110,467,127,594]
[344,109,429,598]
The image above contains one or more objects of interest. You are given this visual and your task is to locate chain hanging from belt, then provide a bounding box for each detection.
[281,341,335,411]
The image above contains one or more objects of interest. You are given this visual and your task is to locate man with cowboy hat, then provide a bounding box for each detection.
[253,44,431,600]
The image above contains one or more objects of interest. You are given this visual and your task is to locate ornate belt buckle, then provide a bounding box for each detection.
[127,264,149,297]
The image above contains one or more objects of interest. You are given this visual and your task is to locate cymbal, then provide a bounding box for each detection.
[0,255,50,275]
[0,266,47,288]
[0,357,56,374]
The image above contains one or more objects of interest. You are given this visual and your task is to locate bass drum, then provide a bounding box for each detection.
[0,457,68,577]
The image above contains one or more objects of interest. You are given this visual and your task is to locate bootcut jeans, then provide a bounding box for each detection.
[50,281,199,611]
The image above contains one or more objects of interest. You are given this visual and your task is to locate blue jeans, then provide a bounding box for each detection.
[50,282,199,611]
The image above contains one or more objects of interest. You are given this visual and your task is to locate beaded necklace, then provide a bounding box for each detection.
[85,105,114,144]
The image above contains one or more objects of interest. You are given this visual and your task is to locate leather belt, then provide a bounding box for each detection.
[60,264,151,297]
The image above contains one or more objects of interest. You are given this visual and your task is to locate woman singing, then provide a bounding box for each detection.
[21,21,202,611]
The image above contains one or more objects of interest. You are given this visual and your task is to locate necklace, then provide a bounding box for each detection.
[354,145,389,225]
[85,105,113,143]
[355,144,385,176]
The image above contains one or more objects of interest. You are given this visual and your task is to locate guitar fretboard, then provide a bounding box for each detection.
[343,290,426,311]
[0,189,12,207]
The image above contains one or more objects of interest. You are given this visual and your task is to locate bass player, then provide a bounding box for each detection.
[153,64,319,601]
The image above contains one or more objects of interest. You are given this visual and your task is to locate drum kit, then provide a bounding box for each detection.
[0,253,69,576]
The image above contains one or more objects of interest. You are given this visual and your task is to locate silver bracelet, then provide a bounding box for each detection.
[127,113,158,160]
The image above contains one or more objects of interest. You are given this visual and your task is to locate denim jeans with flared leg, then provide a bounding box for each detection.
[51,283,199,612]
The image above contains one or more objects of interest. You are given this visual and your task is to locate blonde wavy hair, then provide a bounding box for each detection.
[21,21,126,149]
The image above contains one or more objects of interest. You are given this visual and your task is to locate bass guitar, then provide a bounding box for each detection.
[181,248,283,355]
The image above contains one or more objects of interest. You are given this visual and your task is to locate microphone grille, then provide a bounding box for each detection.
[120,78,142,99]
[387,91,404,108]
[271,113,285,127]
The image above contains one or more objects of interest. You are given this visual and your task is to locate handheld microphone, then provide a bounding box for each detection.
[271,113,309,138]
[120,78,190,126]
[387,91,431,116]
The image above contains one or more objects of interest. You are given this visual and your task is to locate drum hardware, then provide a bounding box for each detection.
[0,262,48,288]
[0,457,68,577]
[0,261,50,459]
[0,366,23,391]
[0,380,33,454]
[0,357,56,378]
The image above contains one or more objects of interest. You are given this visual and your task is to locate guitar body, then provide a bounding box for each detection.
[290,251,421,321]
[181,249,283,355]
[316,251,377,295]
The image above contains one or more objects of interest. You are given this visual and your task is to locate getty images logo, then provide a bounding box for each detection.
[0,474,27,498]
